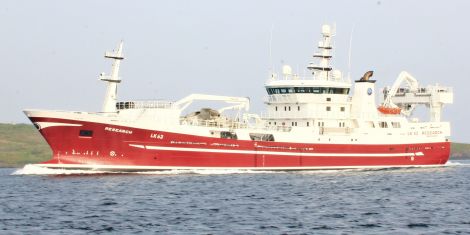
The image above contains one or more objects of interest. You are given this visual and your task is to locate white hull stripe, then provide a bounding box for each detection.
[33,163,444,171]
[35,122,82,130]
[129,144,424,158]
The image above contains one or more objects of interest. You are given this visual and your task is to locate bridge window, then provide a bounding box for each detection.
[267,87,350,95]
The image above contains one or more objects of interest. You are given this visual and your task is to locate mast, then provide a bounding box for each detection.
[100,41,124,113]
[307,24,334,80]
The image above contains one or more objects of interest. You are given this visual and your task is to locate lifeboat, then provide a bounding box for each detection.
[378,105,401,115]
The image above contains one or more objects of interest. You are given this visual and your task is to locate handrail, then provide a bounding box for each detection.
[179,118,293,132]
[116,100,175,110]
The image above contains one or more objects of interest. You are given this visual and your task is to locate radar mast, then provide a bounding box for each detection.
[307,24,334,81]
[100,41,124,113]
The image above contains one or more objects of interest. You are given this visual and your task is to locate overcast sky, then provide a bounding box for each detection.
[1,0,469,142]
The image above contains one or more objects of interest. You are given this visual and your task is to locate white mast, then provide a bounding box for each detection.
[100,41,124,113]
[307,24,334,81]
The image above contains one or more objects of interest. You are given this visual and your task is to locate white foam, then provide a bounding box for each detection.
[11,164,281,176]
[12,164,107,175]
[15,161,467,176]
[445,160,470,167]
[135,169,281,175]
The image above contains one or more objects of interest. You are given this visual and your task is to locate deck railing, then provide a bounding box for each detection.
[116,100,175,110]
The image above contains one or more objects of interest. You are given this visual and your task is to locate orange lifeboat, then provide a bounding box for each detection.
[377,106,401,115]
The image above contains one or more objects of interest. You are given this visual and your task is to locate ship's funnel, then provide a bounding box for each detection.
[350,71,379,119]
[360,71,374,81]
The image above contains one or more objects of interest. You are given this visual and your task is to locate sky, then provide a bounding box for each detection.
[1,0,469,142]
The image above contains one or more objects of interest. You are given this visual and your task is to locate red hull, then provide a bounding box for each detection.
[29,117,451,170]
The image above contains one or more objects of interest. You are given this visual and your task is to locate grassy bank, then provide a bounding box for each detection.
[450,142,470,159]
[0,123,51,167]
[0,123,469,167]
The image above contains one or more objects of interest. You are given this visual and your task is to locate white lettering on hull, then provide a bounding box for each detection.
[105,127,133,134]
[150,133,164,139]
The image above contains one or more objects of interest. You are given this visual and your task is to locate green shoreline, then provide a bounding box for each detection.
[1,123,469,168]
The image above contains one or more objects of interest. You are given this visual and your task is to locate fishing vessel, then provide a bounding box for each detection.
[24,25,453,171]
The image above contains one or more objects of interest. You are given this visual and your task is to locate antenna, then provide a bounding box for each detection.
[269,24,274,79]
[347,24,355,82]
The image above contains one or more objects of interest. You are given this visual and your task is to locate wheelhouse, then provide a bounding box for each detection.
[266,87,350,95]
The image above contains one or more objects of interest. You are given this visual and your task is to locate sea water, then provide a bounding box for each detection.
[1,161,470,234]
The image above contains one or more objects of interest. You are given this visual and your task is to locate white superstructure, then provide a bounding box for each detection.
[23,24,454,171]
[29,24,453,146]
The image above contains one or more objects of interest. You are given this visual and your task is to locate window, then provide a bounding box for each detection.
[297,106,300,111]
[266,87,350,95]
[284,106,287,111]
[326,97,331,102]
[288,106,291,111]
[392,122,401,128]
[379,122,388,128]
[340,107,345,112]
[116,102,135,110]
[79,130,93,137]
[220,131,237,139]
[307,122,310,127]
[275,106,278,111]
[249,133,275,141]
[326,106,331,111]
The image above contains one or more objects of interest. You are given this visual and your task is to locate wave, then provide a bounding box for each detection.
[135,169,282,175]
[445,160,470,167]
[14,161,469,176]
[11,164,282,176]
[12,164,107,175]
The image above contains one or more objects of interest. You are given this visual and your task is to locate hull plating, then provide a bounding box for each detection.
[30,117,451,170]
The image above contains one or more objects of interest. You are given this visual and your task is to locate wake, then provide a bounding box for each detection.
[12,164,108,175]
[13,160,469,176]
[12,164,281,176]
[445,160,470,167]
